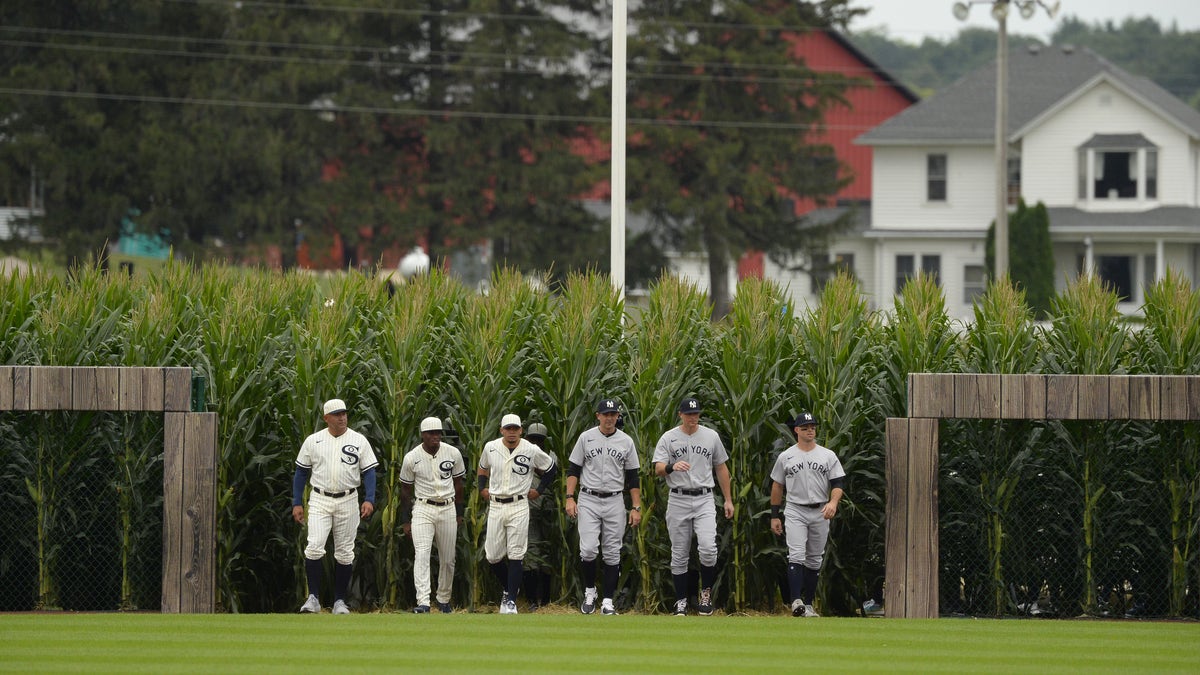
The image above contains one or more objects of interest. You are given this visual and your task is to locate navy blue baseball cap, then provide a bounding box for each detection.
[791,411,817,427]
[596,398,620,414]
[678,397,702,414]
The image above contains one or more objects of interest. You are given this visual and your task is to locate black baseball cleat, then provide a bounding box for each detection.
[698,588,714,616]
[437,602,452,614]
[791,599,805,617]
[581,587,597,615]
[413,605,430,614]
[673,599,687,616]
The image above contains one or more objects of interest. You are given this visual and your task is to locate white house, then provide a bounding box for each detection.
[853,44,1200,320]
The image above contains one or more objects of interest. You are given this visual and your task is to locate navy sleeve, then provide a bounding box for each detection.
[292,466,311,507]
[829,476,845,492]
[362,467,377,504]
[566,461,583,478]
[624,467,640,491]
[535,462,558,494]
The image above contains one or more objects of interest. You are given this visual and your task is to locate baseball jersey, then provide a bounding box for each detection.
[295,427,379,493]
[770,443,845,505]
[399,443,466,501]
[652,424,729,490]
[478,437,556,497]
[569,427,639,492]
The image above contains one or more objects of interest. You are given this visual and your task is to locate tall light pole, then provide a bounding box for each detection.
[611,0,627,300]
[952,0,1060,280]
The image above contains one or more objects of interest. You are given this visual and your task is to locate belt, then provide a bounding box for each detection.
[800,502,826,509]
[312,486,356,499]
[581,487,619,498]
[670,487,712,496]
[423,498,452,506]
[493,495,526,504]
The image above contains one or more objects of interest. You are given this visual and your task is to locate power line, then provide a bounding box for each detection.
[0,86,879,132]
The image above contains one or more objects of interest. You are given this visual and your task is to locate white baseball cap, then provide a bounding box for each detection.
[420,416,443,433]
[500,413,522,429]
[323,399,348,415]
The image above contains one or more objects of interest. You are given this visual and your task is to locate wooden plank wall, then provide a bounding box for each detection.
[891,373,1200,619]
[885,417,939,618]
[162,412,218,613]
[0,366,215,614]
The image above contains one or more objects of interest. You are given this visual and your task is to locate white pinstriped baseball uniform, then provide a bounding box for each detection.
[479,437,555,562]
[296,427,379,564]
[399,441,465,607]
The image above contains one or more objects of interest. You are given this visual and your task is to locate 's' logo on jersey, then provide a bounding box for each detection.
[340,445,360,465]
[438,460,455,479]
[512,454,531,475]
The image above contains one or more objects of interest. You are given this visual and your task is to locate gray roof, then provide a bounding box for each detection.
[1046,206,1200,236]
[857,45,1200,145]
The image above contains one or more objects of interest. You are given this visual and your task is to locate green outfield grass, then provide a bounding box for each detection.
[1,612,1196,673]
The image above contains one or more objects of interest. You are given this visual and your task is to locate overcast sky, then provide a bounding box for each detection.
[850,1,1200,43]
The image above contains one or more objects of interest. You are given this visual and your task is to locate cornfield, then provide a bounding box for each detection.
[0,263,1197,618]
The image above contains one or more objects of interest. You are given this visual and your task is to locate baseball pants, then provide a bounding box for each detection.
[484,499,530,563]
[412,501,457,606]
[577,492,625,566]
[665,493,718,574]
[784,503,830,569]
[303,491,360,565]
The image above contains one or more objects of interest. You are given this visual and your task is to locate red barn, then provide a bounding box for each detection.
[738,30,917,279]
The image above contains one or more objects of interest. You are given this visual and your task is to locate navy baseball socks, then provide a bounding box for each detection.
[698,565,716,615]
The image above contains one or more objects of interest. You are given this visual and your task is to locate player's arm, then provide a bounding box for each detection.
[531,461,557,499]
[627,466,642,526]
[823,477,846,520]
[399,480,414,535]
[291,465,311,523]
[715,462,734,519]
[360,467,377,518]
[769,481,784,535]
[564,462,582,517]
[452,475,465,522]
[477,466,491,501]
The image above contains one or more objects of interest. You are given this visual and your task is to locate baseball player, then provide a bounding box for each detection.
[769,411,845,617]
[522,422,555,611]
[292,398,378,615]
[565,398,642,615]
[478,413,558,614]
[399,416,465,614]
[653,396,734,616]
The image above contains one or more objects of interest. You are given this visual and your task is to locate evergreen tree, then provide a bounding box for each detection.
[986,200,1054,318]
[626,0,861,316]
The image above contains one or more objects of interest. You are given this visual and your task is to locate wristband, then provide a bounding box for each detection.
[771,504,781,519]
[665,462,675,474]
[566,495,575,501]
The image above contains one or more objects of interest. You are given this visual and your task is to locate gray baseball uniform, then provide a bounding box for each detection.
[653,424,729,574]
[400,441,465,607]
[569,426,639,566]
[479,437,556,562]
[296,426,379,565]
[770,442,845,569]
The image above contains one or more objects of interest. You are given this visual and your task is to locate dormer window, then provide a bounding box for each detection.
[1077,134,1158,201]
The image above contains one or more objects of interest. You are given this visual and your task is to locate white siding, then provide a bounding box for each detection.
[871,146,996,230]
[870,237,987,322]
[1022,80,1196,208]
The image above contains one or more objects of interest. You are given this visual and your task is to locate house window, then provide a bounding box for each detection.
[1007,156,1021,205]
[963,264,986,304]
[1079,134,1159,201]
[927,154,947,202]
[896,254,940,293]
[812,252,855,295]
[896,255,914,293]
[1097,255,1134,302]
[1146,150,1157,199]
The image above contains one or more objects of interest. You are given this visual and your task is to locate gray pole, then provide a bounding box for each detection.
[994,4,1009,279]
